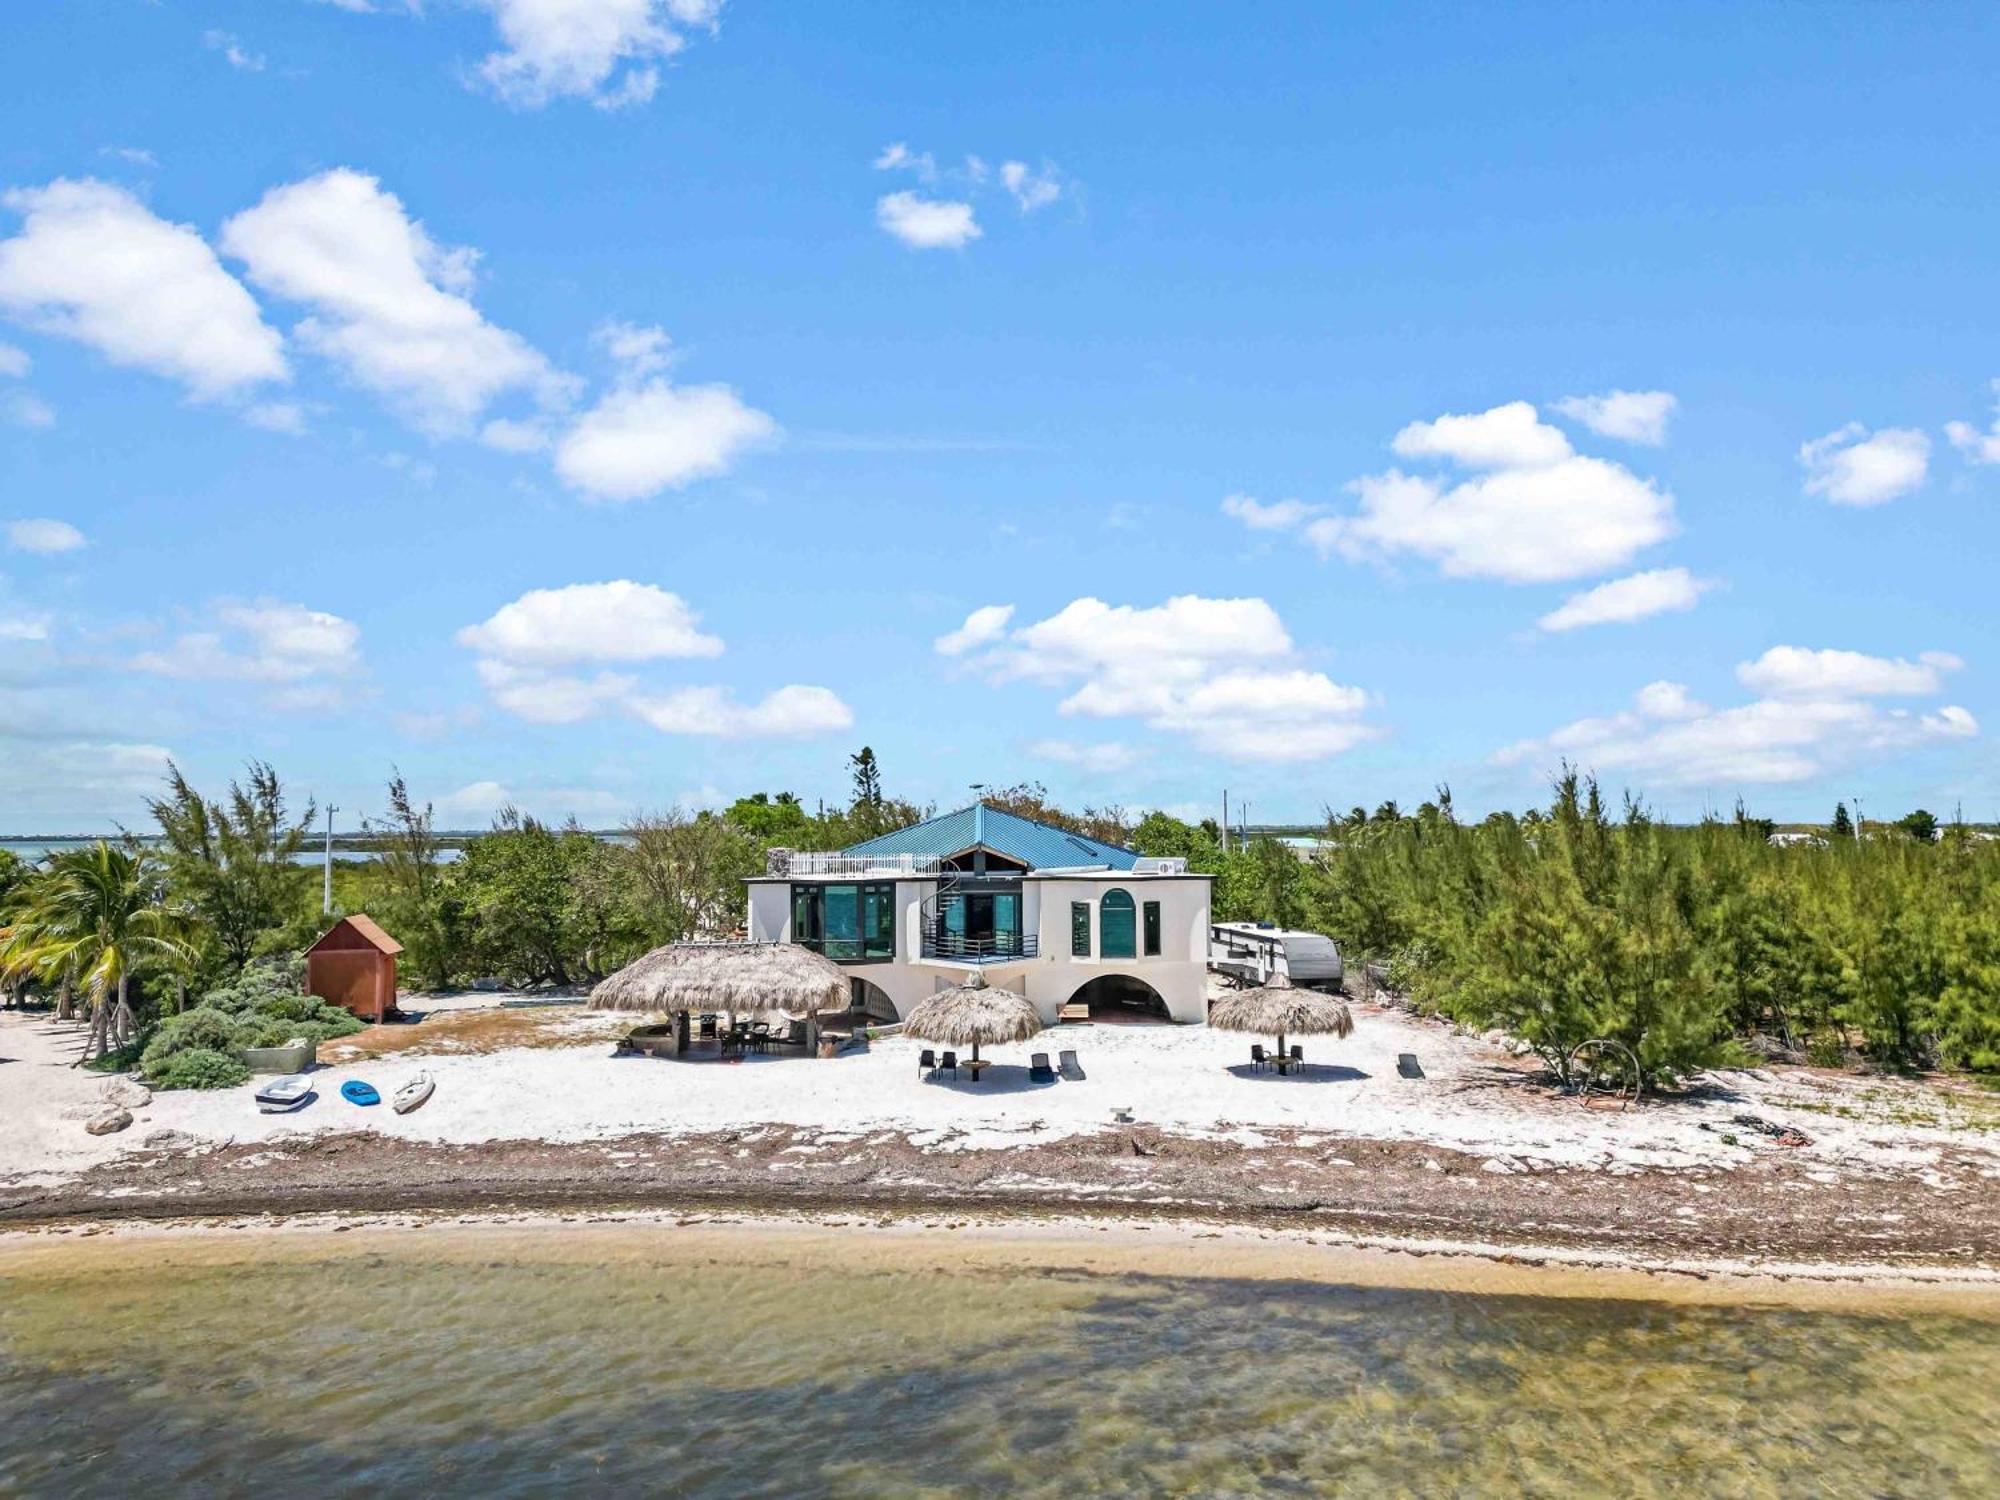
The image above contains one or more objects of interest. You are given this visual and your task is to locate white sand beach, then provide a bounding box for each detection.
[6,994,1996,1191]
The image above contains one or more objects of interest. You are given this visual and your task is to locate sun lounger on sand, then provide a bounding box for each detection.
[1029,1052,1056,1084]
[1397,1053,1425,1079]
[1058,1049,1085,1081]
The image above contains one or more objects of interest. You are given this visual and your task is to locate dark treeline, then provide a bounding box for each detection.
[6,753,1996,1086]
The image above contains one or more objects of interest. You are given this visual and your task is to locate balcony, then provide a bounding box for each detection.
[920,926,1039,963]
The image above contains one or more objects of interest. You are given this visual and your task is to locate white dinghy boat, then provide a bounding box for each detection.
[392,1071,435,1115]
[255,1075,315,1114]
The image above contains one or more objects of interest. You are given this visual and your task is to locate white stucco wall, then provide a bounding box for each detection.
[745,873,1213,1025]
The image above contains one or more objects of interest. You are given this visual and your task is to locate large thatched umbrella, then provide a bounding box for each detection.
[590,942,850,1021]
[1208,972,1353,1067]
[901,973,1042,1068]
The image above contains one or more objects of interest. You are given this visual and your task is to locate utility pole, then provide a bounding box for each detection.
[323,804,338,915]
[1852,794,1863,840]
[1221,790,1229,853]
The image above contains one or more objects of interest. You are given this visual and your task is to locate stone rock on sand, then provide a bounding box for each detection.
[85,1108,134,1136]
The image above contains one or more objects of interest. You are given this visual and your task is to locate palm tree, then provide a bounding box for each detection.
[0,843,199,1064]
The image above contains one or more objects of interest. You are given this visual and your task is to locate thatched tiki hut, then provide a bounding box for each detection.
[590,942,851,1056]
[1208,972,1353,1068]
[901,974,1042,1070]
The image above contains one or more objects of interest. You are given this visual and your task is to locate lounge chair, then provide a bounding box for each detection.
[1058,1049,1085,1081]
[940,1050,959,1080]
[1029,1052,1056,1084]
[919,1047,937,1077]
[1251,1044,1269,1071]
[1397,1052,1425,1079]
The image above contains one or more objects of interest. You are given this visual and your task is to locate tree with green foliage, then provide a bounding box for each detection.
[453,811,602,986]
[724,791,817,846]
[148,761,315,974]
[1830,802,1854,839]
[0,843,199,1063]
[626,810,763,944]
[1898,808,1939,844]
[365,772,465,989]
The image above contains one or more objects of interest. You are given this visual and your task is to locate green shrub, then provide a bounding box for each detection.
[140,1009,245,1076]
[149,1047,251,1090]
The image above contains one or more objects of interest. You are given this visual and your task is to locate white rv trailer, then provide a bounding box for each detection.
[1208,921,1345,991]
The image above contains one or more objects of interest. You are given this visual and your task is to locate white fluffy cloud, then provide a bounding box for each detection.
[876,192,981,250]
[1297,401,1674,584]
[1553,389,1677,446]
[1220,494,1319,532]
[130,601,361,683]
[628,683,854,738]
[0,179,286,400]
[6,518,86,554]
[0,341,27,378]
[460,581,850,737]
[1498,649,1975,787]
[934,603,1015,657]
[1799,423,1929,506]
[947,594,1374,764]
[221,169,565,434]
[474,658,637,724]
[1000,161,1061,212]
[554,379,777,501]
[1735,645,1962,700]
[203,29,266,72]
[470,0,725,109]
[1390,400,1574,469]
[1536,567,1710,633]
[1945,380,2000,465]
[456,580,723,666]
[873,143,938,181]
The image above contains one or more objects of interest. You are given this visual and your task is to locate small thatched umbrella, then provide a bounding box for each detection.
[901,973,1042,1069]
[590,941,849,1021]
[1208,972,1353,1067]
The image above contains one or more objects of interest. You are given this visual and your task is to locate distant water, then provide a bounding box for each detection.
[0,838,459,866]
[2,1229,1995,1497]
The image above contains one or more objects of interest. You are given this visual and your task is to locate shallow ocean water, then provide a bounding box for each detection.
[1,1228,1995,1497]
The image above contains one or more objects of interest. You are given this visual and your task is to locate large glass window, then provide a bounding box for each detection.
[1101,889,1136,959]
[1071,901,1091,957]
[792,884,896,960]
[1143,900,1162,957]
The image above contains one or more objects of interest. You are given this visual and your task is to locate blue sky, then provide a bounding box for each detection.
[3,0,1997,831]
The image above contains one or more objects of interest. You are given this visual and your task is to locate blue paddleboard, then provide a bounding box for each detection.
[341,1080,382,1107]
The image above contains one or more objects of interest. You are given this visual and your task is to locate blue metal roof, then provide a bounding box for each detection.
[843,802,1140,871]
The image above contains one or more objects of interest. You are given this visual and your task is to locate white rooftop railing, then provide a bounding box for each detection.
[768,850,945,877]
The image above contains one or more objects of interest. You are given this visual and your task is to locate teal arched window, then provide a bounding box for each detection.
[1100,888,1136,959]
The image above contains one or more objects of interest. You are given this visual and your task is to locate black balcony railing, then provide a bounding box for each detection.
[920,926,1038,962]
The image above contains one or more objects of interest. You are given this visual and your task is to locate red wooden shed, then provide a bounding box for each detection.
[306,913,404,1024]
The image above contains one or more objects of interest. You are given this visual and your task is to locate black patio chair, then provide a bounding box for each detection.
[1058,1049,1085,1081]
[919,1047,937,1077]
[1029,1052,1056,1084]
[1290,1045,1304,1068]
[940,1050,959,1080]
[1250,1044,1268,1071]
[698,1014,717,1039]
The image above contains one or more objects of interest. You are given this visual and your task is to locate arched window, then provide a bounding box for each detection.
[1100,888,1136,959]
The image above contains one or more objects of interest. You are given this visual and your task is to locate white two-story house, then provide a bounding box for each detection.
[745,802,1214,1024]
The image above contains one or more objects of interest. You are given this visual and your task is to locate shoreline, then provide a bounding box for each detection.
[6,1119,1997,1296]
[7,1202,2000,1312]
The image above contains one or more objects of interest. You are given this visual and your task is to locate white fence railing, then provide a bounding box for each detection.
[767,850,945,878]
